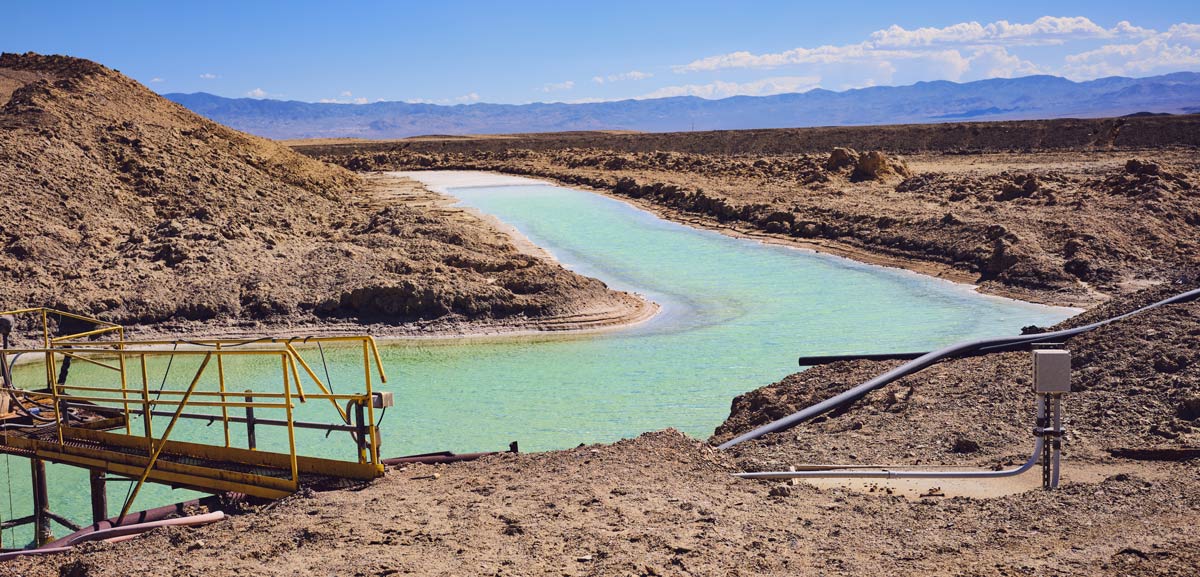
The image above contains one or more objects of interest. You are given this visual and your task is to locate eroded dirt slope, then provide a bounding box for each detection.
[0,53,643,334]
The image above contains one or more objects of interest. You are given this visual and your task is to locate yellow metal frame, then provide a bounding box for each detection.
[0,308,390,510]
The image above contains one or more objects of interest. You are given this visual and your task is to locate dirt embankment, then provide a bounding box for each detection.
[0,53,646,336]
[307,137,1200,306]
[289,115,1200,157]
[12,283,1200,576]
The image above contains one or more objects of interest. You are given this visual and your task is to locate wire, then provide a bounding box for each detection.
[151,343,179,402]
[316,342,335,394]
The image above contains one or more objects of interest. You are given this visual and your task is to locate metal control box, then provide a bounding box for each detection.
[1033,349,1071,393]
[372,391,394,408]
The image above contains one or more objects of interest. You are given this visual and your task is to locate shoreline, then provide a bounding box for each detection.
[54,173,662,345]
[396,170,1089,313]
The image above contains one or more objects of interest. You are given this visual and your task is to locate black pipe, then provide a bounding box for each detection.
[382,442,519,466]
[797,352,928,365]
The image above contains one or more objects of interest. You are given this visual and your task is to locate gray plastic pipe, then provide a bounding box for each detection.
[737,396,1049,480]
[736,437,1044,480]
[718,286,1200,450]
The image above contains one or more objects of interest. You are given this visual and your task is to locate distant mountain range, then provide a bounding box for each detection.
[165,72,1200,140]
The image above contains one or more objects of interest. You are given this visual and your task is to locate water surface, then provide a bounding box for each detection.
[0,174,1076,547]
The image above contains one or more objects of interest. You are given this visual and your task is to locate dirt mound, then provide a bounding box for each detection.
[0,53,640,332]
[824,147,912,181]
[713,280,1200,469]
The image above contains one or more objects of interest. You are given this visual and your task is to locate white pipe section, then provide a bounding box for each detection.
[0,511,225,562]
[66,511,225,546]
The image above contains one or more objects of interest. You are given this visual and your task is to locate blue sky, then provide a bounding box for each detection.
[4,1,1198,104]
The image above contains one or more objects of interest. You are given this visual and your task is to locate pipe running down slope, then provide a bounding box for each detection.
[718,286,1200,451]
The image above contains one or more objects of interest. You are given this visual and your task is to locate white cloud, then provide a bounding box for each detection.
[340,90,353,97]
[868,16,1121,48]
[353,97,369,104]
[149,77,164,83]
[1165,23,1200,43]
[664,16,1198,89]
[593,70,654,84]
[637,75,821,100]
[541,80,575,92]
[405,92,482,105]
[199,73,218,80]
[1063,37,1200,78]
[246,88,267,98]
[964,46,1042,79]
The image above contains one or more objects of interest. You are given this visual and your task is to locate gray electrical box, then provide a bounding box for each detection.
[1032,349,1071,393]
[372,391,394,408]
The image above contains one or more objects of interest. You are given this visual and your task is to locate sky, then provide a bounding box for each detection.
[4,1,1199,105]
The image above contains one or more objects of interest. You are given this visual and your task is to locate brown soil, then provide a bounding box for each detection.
[0,53,645,337]
[303,129,1200,307]
[11,282,1199,576]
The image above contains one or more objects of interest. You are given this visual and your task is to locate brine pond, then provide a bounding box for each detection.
[0,172,1077,547]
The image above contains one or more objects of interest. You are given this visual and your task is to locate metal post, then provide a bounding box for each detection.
[245,390,256,450]
[31,459,53,546]
[354,400,367,463]
[1039,394,1051,489]
[89,469,107,524]
[1050,394,1063,489]
[216,343,230,447]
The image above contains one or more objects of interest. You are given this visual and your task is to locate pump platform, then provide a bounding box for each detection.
[0,308,390,544]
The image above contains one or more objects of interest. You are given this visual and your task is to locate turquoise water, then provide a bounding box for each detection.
[0,180,1075,548]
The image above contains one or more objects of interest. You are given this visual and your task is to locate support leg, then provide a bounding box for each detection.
[31,459,53,546]
[90,469,108,524]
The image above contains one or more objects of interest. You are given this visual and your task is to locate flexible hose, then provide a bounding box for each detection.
[718,286,1200,450]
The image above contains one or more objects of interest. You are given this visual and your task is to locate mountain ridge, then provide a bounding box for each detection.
[166,72,1200,139]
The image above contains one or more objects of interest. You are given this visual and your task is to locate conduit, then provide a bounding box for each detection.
[43,493,239,549]
[718,286,1200,450]
[0,511,224,562]
[63,511,225,546]
[736,394,1057,481]
[737,438,1044,480]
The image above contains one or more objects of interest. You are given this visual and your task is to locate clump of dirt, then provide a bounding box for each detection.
[824,147,912,181]
[0,53,642,334]
[1093,158,1193,200]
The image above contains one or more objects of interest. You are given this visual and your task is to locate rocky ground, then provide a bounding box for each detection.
[0,53,646,338]
[305,137,1200,307]
[10,281,1198,576]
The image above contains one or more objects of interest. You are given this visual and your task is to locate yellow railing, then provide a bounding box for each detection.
[0,308,389,513]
